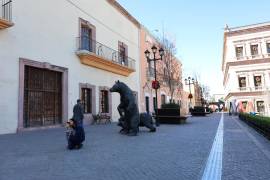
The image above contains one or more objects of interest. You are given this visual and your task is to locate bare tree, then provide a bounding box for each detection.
[200,84,210,102]
[156,37,182,103]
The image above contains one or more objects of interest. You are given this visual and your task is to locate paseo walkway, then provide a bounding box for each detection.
[0,113,270,180]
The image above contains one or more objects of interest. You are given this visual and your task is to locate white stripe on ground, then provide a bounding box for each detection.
[233,116,270,161]
[201,113,224,180]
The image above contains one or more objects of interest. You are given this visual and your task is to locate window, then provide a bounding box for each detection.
[250,44,259,57]
[266,43,270,54]
[81,88,92,113]
[153,97,157,110]
[238,77,246,90]
[235,46,243,59]
[256,101,265,113]
[79,19,96,52]
[133,91,138,105]
[100,90,109,113]
[254,75,262,89]
[145,96,150,113]
[161,94,166,105]
[118,42,128,66]
[242,101,247,111]
[81,25,92,52]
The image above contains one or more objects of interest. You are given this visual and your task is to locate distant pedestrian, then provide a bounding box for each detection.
[72,99,84,127]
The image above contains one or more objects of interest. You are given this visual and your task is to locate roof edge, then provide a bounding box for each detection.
[106,0,141,28]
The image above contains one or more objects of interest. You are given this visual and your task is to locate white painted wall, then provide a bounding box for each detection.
[0,0,140,134]
[224,30,270,62]
[224,27,270,92]
[223,25,270,115]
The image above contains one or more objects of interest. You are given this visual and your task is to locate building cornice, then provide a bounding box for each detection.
[225,91,264,101]
[223,58,270,86]
[106,0,141,28]
[227,24,270,37]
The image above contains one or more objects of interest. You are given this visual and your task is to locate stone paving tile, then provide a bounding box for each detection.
[223,114,270,180]
[0,114,220,180]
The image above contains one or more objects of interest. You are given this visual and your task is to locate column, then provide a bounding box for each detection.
[248,72,254,91]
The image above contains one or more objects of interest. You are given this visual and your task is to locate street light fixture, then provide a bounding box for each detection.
[145,45,164,126]
[185,76,195,111]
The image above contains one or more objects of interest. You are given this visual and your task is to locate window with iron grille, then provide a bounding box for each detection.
[266,43,270,54]
[81,25,92,52]
[118,42,128,66]
[101,90,109,113]
[254,76,262,88]
[81,88,92,114]
[250,44,258,56]
[242,101,247,111]
[238,77,246,88]
[256,101,265,113]
[235,46,243,58]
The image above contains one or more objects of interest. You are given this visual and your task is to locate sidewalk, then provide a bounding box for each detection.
[222,113,270,180]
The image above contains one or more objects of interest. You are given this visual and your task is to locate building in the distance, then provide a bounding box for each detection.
[222,22,270,116]
[139,26,184,114]
[183,79,204,109]
[0,0,141,134]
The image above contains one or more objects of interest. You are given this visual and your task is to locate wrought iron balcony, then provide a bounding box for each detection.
[0,0,13,29]
[76,36,135,76]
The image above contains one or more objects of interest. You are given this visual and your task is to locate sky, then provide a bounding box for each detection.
[117,0,270,95]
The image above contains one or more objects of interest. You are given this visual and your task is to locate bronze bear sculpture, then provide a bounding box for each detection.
[110,81,156,136]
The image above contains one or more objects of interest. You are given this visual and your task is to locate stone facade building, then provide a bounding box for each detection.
[0,0,141,134]
[139,26,183,114]
[222,22,270,116]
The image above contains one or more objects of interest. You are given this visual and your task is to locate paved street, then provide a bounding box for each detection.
[0,113,270,180]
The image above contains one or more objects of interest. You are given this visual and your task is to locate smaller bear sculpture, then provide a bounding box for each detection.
[118,112,156,133]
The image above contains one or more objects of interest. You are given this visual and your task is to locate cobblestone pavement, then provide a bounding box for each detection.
[0,113,270,180]
[0,114,220,180]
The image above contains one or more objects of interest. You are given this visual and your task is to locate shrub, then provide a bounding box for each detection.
[190,106,206,116]
[192,106,205,112]
[161,103,180,109]
[239,113,270,133]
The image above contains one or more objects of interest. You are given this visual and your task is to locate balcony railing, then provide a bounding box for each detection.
[76,36,135,70]
[1,0,12,21]
[0,0,13,29]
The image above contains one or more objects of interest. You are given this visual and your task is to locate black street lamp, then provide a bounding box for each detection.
[144,45,164,126]
[185,76,195,111]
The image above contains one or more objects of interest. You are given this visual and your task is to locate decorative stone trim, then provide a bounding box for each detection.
[223,58,270,86]
[79,83,96,125]
[98,86,112,117]
[225,91,264,101]
[18,58,68,131]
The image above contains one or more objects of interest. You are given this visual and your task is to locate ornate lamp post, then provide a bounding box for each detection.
[185,76,195,111]
[144,45,164,126]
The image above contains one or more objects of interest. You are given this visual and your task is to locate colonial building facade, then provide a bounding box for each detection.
[0,0,141,134]
[222,22,270,116]
[139,26,183,114]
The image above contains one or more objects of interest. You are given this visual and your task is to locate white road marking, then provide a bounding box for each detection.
[201,113,224,180]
